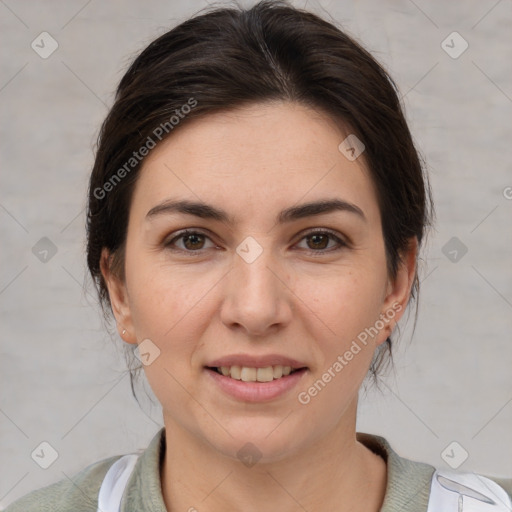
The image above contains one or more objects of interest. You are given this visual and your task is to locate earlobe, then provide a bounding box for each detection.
[100,248,136,344]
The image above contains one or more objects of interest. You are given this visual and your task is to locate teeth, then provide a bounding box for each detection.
[256,367,274,382]
[273,365,283,378]
[217,365,299,382]
[230,365,241,380]
[241,367,257,382]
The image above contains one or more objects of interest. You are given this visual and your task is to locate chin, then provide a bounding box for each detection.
[205,417,309,465]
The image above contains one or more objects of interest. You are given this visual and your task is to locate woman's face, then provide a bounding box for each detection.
[103,101,414,462]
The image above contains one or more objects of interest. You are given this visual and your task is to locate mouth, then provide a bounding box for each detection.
[203,354,310,401]
[205,365,307,382]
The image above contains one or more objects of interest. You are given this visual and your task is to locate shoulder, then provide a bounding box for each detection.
[357,432,512,511]
[3,455,122,512]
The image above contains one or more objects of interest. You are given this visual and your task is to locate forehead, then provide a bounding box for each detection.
[129,101,380,227]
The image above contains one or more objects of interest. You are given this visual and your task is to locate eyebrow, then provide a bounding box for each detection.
[146,198,366,224]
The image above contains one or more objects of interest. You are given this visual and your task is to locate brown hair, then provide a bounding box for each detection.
[86,0,434,397]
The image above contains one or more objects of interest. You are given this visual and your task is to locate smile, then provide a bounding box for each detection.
[209,365,304,382]
[204,365,308,402]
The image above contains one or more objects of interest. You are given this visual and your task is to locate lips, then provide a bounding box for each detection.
[204,365,308,402]
[203,353,309,400]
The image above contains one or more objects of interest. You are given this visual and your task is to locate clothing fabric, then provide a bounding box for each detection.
[4,428,511,511]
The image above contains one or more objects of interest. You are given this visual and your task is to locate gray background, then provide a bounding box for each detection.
[1,0,511,508]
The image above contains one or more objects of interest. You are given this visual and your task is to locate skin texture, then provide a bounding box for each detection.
[101,101,417,511]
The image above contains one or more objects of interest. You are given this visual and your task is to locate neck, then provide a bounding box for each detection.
[160,400,387,512]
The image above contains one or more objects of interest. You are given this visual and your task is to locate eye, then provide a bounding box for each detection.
[165,230,216,252]
[164,228,347,255]
[295,229,347,254]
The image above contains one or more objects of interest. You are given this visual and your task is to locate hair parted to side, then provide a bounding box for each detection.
[86,0,434,401]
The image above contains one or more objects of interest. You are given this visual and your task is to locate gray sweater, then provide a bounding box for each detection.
[4,428,511,511]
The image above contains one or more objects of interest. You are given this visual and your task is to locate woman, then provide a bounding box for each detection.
[6,1,511,511]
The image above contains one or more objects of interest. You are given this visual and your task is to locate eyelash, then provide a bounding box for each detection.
[164,228,348,256]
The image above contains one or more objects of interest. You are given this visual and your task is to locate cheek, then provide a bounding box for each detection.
[131,294,209,369]
[124,257,222,400]
[294,267,386,342]
[124,265,210,406]
[126,251,213,336]
[292,272,385,421]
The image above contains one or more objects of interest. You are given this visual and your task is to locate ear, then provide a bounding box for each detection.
[100,247,137,344]
[377,237,418,345]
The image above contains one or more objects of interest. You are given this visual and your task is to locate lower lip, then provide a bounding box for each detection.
[205,367,308,402]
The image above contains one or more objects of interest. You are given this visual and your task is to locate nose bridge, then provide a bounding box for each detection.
[221,235,290,333]
[233,236,281,300]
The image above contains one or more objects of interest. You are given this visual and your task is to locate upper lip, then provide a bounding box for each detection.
[206,354,308,370]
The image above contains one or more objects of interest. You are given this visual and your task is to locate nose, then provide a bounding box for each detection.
[219,244,293,337]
